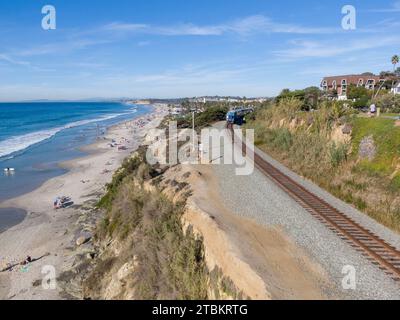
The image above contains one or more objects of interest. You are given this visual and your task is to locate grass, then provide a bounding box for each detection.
[248,119,337,184]
[97,146,159,210]
[382,113,400,117]
[390,175,400,191]
[86,147,242,300]
[246,99,400,232]
[84,147,209,300]
[329,143,349,168]
[351,117,400,186]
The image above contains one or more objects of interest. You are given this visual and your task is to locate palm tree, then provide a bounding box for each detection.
[392,55,399,71]
[391,55,399,95]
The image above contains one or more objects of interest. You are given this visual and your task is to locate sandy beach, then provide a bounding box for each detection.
[0,105,167,300]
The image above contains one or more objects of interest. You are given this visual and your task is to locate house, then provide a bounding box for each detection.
[391,82,400,95]
[169,104,184,115]
[320,74,383,100]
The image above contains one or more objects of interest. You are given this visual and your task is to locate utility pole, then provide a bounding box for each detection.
[192,110,195,151]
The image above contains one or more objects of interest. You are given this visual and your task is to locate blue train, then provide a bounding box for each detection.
[226,108,254,126]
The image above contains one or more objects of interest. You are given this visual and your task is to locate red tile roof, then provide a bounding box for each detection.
[321,74,382,87]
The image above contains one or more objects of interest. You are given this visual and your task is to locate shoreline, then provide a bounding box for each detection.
[0,109,148,230]
[0,104,152,223]
[0,208,27,234]
[0,105,168,300]
[0,102,149,203]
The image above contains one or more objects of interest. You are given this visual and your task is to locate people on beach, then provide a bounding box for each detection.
[21,256,32,266]
[1,253,50,272]
[54,196,72,209]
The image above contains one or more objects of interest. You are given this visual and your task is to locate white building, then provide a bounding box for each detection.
[391,82,400,95]
[170,105,184,115]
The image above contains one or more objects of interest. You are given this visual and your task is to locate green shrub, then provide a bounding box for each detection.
[266,128,293,151]
[178,106,229,129]
[373,93,400,113]
[352,117,400,176]
[329,142,348,168]
[247,98,400,232]
[89,147,209,300]
[355,197,367,211]
[97,147,154,210]
[96,180,208,299]
[390,175,400,191]
[195,106,229,127]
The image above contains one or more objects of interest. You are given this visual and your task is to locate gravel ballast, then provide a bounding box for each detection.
[209,123,400,300]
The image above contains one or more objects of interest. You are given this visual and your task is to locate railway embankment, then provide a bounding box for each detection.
[244,98,400,233]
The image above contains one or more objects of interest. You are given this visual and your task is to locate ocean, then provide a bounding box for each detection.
[0,101,151,202]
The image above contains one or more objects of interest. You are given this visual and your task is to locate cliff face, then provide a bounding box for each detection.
[66,148,246,300]
[57,141,332,300]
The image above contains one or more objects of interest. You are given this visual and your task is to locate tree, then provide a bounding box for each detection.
[279,89,291,97]
[380,70,393,78]
[391,55,399,95]
[392,55,399,72]
[181,99,190,112]
[304,86,322,110]
[347,84,370,100]
[346,84,371,109]
[373,93,400,113]
[329,101,350,122]
[277,87,322,110]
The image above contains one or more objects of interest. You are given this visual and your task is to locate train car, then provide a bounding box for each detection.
[226,111,239,125]
[226,108,254,126]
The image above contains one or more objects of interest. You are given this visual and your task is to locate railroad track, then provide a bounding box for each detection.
[227,124,400,282]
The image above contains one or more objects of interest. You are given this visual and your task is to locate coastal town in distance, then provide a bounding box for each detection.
[1,0,400,311]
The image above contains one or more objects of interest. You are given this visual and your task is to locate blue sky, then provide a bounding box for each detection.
[0,0,400,101]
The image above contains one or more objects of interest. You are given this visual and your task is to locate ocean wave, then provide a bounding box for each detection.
[0,112,130,159]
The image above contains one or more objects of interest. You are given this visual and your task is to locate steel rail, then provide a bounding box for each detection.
[228,124,400,281]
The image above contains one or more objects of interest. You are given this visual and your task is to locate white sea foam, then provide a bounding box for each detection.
[0,112,134,159]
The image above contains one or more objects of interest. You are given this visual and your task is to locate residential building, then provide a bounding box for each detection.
[169,104,184,115]
[320,74,382,100]
[391,82,400,95]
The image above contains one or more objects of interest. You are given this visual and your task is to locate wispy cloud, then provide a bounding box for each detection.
[228,15,338,35]
[275,36,400,59]
[0,38,112,71]
[0,53,56,72]
[370,1,400,13]
[137,40,152,47]
[16,39,111,57]
[103,15,338,37]
[103,21,224,36]
[0,14,339,69]
[0,53,30,66]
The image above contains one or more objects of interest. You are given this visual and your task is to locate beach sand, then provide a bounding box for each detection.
[0,105,167,300]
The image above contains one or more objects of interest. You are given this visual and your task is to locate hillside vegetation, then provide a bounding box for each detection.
[83,149,208,300]
[245,98,400,232]
[175,105,229,129]
[82,147,244,300]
